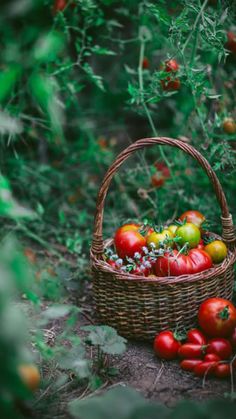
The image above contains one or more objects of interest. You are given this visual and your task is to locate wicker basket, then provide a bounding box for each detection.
[90,137,236,340]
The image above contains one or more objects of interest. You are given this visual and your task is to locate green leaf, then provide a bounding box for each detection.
[0,65,21,103]
[91,45,116,55]
[82,63,105,91]
[82,325,127,355]
[33,31,65,62]
[0,175,35,219]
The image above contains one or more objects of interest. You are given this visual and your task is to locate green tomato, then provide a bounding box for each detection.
[176,223,200,249]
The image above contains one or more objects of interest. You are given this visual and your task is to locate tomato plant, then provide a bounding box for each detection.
[198,298,236,338]
[161,59,181,91]
[179,211,205,228]
[176,223,201,248]
[53,0,67,14]
[154,331,181,360]
[206,338,232,360]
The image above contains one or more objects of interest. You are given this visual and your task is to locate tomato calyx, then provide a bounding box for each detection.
[218,306,230,321]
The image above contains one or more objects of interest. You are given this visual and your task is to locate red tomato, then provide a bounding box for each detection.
[187,329,207,345]
[225,32,236,54]
[165,59,179,72]
[198,298,236,338]
[161,78,180,91]
[206,338,232,360]
[179,210,205,228]
[155,248,212,277]
[114,230,146,259]
[180,359,202,372]
[107,259,117,269]
[154,331,181,360]
[197,239,205,250]
[115,223,140,235]
[130,264,151,277]
[222,118,236,135]
[154,162,170,178]
[194,361,216,377]
[151,173,165,188]
[142,57,150,69]
[178,344,205,359]
[161,60,180,91]
[53,0,67,13]
[229,327,236,351]
[204,353,221,363]
[215,363,231,378]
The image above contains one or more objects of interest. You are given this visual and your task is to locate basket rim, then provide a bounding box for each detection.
[90,236,236,285]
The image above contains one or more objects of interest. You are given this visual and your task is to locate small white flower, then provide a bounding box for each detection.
[142,246,149,254]
[115,258,123,267]
[143,260,152,268]
[134,252,141,259]
[149,242,156,249]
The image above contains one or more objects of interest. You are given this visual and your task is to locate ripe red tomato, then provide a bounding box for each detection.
[176,222,201,248]
[222,118,236,134]
[180,359,202,372]
[178,344,205,359]
[194,361,216,377]
[154,331,181,360]
[229,327,236,351]
[151,173,165,188]
[154,162,170,178]
[206,338,232,360]
[214,363,231,378]
[187,329,207,345]
[161,59,180,91]
[225,32,236,54]
[198,298,236,338]
[114,230,146,259]
[107,259,117,269]
[115,223,140,235]
[142,57,150,69]
[204,353,221,363]
[130,264,151,277]
[53,0,67,13]
[155,248,212,277]
[179,210,205,228]
[165,59,179,72]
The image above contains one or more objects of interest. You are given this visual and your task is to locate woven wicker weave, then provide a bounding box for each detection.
[90,137,236,340]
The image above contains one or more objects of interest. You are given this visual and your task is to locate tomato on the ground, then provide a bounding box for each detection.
[180,359,202,372]
[154,331,181,360]
[214,363,231,378]
[204,240,227,264]
[194,361,216,377]
[178,343,205,359]
[187,329,207,345]
[198,298,236,338]
[206,338,232,360]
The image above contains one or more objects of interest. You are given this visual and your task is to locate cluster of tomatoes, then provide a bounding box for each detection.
[154,298,236,380]
[105,210,227,278]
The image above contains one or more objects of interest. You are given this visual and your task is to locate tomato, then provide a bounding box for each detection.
[229,327,236,351]
[176,223,201,248]
[178,344,205,359]
[115,223,140,235]
[194,361,216,377]
[187,329,207,345]
[197,239,204,250]
[24,248,37,264]
[198,298,236,338]
[180,359,202,372]
[147,230,173,249]
[130,264,151,277]
[53,0,67,13]
[204,353,221,363]
[161,78,180,91]
[114,230,146,259]
[204,240,227,264]
[225,32,236,55]
[142,57,150,69]
[153,331,181,360]
[206,338,232,360]
[223,118,236,134]
[168,224,178,235]
[154,162,170,178]
[215,363,231,378]
[155,248,212,277]
[161,60,180,91]
[179,210,205,228]
[151,173,165,188]
[18,364,40,392]
[107,259,117,269]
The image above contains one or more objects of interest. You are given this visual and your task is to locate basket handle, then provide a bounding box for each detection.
[91,137,235,257]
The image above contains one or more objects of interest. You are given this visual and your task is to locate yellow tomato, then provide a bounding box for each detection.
[204,240,227,264]
[168,224,178,235]
[147,229,173,249]
[18,364,40,392]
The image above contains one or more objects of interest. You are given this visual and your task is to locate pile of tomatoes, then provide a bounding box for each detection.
[105,210,228,278]
[154,298,236,380]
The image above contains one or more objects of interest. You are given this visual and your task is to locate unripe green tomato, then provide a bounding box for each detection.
[176,223,201,248]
